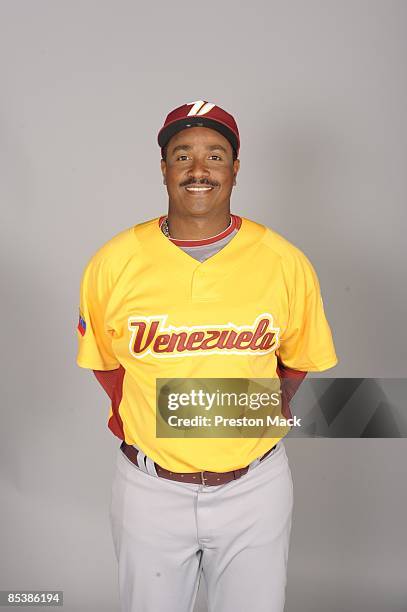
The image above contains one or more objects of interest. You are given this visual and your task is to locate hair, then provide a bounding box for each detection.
[161,143,237,162]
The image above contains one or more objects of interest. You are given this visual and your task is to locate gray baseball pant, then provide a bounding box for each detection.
[109,440,293,612]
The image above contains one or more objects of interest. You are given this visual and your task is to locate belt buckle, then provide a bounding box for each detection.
[200,471,209,486]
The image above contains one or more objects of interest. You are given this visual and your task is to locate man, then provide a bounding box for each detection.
[76,100,338,612]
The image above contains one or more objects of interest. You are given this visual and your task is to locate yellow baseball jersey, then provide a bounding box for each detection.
[77,215,338,472]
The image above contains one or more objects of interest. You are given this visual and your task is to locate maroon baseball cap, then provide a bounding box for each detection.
[157,100,240,158]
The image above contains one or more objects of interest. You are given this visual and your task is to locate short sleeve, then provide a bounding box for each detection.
[76,256,120,371]
[277,252,338,371]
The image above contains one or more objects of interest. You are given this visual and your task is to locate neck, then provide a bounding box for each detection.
[166,211,232,240]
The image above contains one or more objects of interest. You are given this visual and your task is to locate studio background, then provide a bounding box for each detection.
[1,1,406,611]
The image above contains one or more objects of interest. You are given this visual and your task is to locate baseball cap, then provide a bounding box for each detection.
[157,100,240,158]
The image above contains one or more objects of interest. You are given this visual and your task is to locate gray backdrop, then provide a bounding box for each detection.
[1,1,406,611]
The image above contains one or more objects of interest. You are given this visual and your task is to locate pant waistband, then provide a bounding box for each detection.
[119,442,278,486]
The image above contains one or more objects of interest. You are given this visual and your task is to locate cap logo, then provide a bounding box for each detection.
[186,100,216,116]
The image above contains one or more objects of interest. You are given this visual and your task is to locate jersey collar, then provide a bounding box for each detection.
[158,214,242,247]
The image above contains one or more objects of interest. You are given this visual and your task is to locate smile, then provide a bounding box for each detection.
[185,186,214,192]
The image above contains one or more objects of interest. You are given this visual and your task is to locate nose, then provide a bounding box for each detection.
[187,157,210,180]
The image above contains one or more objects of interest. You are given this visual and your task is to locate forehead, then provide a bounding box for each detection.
[166,126,232,153]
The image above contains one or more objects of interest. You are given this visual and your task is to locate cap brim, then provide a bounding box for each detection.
[158,116,239,155]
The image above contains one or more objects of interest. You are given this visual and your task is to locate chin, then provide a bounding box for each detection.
[182,201,216,215]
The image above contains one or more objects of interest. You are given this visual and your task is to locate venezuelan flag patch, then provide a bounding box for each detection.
[77,311,86,336]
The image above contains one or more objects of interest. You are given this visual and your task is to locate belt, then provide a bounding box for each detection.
[120,441,277,486]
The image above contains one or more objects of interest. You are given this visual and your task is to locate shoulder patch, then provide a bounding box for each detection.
[77,310,87,336]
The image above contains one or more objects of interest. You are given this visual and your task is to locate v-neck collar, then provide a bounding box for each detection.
[133,214,267,275]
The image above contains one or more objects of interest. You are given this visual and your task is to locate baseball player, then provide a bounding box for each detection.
[76,100,338,612]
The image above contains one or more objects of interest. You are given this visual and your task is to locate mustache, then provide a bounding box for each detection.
[180,178,219,188]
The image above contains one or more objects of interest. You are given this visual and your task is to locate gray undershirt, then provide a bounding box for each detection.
[173,227,238,262]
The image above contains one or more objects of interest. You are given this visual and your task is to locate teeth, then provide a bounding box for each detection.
[186,187,212,191]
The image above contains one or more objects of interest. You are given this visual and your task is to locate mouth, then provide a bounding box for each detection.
[184,185,215,193]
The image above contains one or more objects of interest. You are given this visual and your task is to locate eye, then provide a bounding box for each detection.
[209,155,222,160]
[176,155,189,161]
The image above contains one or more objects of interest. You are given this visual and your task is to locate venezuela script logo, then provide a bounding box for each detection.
[128,313,280,359]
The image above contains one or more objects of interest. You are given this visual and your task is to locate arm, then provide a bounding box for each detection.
[93,368,122,401]
[276,358,307,420]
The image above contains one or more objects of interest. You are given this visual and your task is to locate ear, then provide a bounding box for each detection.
[233,158,240,185]
[161,159,167,184]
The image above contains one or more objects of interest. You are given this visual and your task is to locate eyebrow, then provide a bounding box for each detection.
[170,144,229,155]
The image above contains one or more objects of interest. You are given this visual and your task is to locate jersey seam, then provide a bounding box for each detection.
[287,357,338,371]
[77,358,120,370]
